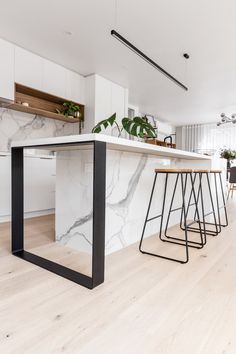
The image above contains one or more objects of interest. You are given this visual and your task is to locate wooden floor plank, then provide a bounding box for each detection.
[0,201,235,353]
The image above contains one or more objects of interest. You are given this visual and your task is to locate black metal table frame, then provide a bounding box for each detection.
[11,140,106,289]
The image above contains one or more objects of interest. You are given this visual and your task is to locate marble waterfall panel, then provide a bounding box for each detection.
[55,149,211,255]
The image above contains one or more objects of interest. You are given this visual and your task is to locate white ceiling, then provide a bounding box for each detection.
[0,0,236,126]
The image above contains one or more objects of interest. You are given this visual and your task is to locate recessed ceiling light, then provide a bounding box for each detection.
[64,30,72,36]
[183,53,190,59]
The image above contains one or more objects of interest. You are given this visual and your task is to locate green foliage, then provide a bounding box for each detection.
[59,101,80,117]
[92,113,119,134]
[63,101,80,116]
[122,116,156,138]
[91,113,157,139]
[220,148,236,160]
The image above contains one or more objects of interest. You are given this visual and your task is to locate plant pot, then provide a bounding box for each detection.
[75,111,81,119]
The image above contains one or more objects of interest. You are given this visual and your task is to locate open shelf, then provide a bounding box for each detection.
[9,83,85,124]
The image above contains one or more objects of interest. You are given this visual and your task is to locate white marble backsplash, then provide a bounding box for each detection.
[0,108,80,152]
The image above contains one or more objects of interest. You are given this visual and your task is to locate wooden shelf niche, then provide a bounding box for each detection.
[9,83,85,123]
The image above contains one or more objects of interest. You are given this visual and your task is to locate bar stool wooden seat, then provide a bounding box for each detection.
[139,168,204,264]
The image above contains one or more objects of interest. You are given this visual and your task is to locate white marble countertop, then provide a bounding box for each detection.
[11,134,211,160]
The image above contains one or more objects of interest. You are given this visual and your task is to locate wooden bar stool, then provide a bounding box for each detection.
[139,168,204,264]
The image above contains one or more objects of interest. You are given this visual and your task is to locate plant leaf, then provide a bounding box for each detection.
[92,113,116,133]
[122,117,156,138]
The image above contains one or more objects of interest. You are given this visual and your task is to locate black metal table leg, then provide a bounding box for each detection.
[12,141,106,289]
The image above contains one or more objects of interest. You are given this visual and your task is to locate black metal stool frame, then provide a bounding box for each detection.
[182,172,222,236]
[204,171,228,228]
[164,172,206,248]
[139,170,204,264]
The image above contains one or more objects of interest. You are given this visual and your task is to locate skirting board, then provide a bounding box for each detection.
[0,209,55,223]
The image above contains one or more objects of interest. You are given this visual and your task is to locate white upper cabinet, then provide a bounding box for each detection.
[2,38,86,103]
[66,70,85,104]
[95,75,112,122]
[0,39,14,101]
[42,59,67,98]
[15,46,43,90]
[111,82,127,125]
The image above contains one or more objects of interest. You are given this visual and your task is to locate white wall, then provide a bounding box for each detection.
[176,123,236,153]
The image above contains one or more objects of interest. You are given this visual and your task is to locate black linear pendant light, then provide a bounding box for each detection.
[111,30,188,91]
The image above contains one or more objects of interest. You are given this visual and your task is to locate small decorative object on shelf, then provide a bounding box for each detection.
[220,148,236,169]
[92,113,157,139]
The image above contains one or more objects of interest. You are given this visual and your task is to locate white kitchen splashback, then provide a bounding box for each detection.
[0,107,80,152]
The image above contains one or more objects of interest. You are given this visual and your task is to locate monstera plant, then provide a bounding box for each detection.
[92,113,156,139]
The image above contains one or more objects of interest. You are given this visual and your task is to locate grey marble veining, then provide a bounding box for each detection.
[55,149,187,255]
[0,108,80,152]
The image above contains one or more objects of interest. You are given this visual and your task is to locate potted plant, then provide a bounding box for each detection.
[220,148,236,168]
[92,113,156,139]
[56,101,81,119]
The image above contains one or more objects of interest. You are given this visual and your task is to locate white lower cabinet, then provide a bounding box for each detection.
[24,156,56,213]
[0,154,11,217]
[0,154,56,221]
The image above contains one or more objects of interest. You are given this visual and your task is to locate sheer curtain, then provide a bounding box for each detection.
[179,123,236,153]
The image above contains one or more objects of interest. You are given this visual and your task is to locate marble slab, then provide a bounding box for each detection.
[55,149,213,255]
[0,107,80,152]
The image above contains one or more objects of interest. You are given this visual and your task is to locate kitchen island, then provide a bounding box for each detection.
[11,134,224,289]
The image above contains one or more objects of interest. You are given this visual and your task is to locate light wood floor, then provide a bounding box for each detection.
[0,201,236,354]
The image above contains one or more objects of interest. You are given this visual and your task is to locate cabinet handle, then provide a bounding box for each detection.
[0,155,7,157]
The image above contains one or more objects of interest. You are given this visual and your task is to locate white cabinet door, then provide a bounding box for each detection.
[15,46,43,90]
[0,39,14,101]
[42,59,67,98]
[111,83,126,125]
[0,154,11,217]
[24,156,56,213]
[95,75,112,123]
[66,70,85,104]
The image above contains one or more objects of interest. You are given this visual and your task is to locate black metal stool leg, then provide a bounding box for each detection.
[214,173,222,233]
[206,172,219,235]
[180,173,189,264]
[165,172,205,248]
[159,173,169,242]
[219,172,228,226]
[139,172,158,252]
[201,172,228,229]
[184,172,219,236]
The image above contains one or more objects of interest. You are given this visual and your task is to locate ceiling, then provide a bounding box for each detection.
[0,0,236,126]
